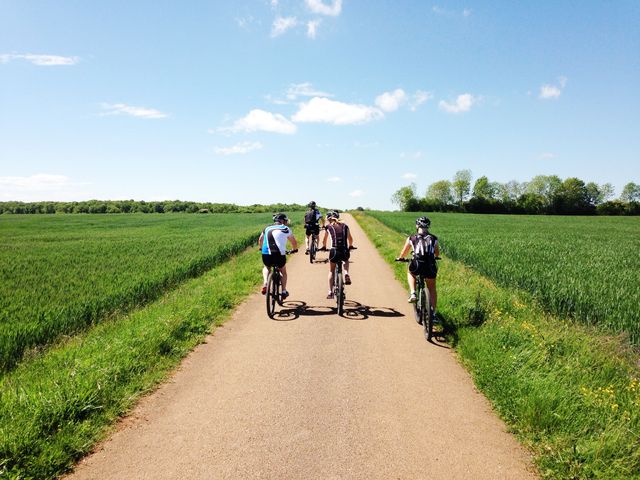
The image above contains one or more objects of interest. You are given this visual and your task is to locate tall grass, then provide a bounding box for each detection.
[0,213,274,371]
[354,211,640,479]
[367,211,640,344]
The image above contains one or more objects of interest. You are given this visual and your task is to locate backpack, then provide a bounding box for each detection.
[304,209,318,225]
[413,234,436,265]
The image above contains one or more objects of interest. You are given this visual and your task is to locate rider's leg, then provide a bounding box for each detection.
[407,271,416,293]
[426,278,437,310]
[280,266,288,291]
[327,262,336,294]
[262,265,269,286]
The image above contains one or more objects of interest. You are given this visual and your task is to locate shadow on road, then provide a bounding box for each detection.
[269,300,404,321]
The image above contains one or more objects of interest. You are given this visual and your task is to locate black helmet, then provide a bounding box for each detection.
[327,210,340,219]
[416,216,430,229]
[308,201,316,208]
[273,213,288,223]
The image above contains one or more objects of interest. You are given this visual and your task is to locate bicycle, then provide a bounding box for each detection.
[265,249,298,318]
[308,227,324,264]
[332,246,356,316]
[395,256,440,341]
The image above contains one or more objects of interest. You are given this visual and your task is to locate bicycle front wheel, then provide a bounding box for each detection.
[309,237,316,263]
[422,288,433,340]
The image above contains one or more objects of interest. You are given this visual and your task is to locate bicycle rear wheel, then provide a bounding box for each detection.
[309,236,316,263]
[422,287,433,341]
[336,271,344,316]
[266,271,279,318]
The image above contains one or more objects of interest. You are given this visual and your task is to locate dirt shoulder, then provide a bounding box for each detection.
[67,213,537,479]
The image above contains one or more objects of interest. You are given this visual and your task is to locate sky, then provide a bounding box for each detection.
[1,0,639,210]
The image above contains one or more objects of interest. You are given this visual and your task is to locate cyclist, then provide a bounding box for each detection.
[321,210,354,299]
[258,213,298,298]
[396,216,439,313]
[303,201,324,254]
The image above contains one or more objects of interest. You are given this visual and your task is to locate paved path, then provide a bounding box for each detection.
[68,213,537,479]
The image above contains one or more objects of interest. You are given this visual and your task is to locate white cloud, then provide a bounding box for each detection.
[438,93,477,113]
[292,97,383,125]
[224,109,297,134]
[306,0,342,16]
[400,151,424,159]
[349,189,364,197]
[375,88,407,112]
[540,152,557,159]
[409,90,433,111]
[286,82,332,100]
[307,20,321,38]
[100,103,168,119]
[1,53,79,66]
[403,173,417,180]
[432,6,471,17]
[463,8,472,17]
[0,174,91,201]
[327,176,342,182]
[271,16,298,37]
[539,76,568,99]
[215,141,263,155]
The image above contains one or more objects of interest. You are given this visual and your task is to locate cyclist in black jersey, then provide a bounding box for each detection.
[397,216,439,311]
[321,210,354,299]
[303,201,324,254]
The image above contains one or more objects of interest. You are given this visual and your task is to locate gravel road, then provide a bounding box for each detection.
[67,213,537,480]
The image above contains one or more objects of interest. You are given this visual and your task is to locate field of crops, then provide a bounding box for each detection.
[367,211,640,344]
[0,213,277,371]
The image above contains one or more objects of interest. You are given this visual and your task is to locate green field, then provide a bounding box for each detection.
[368,211,640,344]
[0,213,276,371]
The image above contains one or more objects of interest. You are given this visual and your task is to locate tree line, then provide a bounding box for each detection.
[392,171,640,215]
[0,200,307,215]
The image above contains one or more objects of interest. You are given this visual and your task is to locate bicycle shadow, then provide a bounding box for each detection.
[341,300,404,320]
[425,314,452,349]
[269,300,404,321]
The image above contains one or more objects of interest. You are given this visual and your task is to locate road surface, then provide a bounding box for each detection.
[68,213,537,479]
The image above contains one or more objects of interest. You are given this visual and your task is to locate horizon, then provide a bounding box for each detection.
[1,1,639,209]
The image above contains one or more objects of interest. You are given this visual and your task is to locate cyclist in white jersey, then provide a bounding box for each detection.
[258,213,298,298]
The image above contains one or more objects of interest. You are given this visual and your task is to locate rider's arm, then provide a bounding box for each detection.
[347,228,354,248]
[398,237,412,258]
[258,231,264,247]
[289,234,298,250]
[321,228,329,248]
[434,242,440,257]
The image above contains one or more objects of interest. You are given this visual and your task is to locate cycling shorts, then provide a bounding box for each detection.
[262,253,286,269]
[329,247,350,264]
[409,259,437,279]
[305,224,320,236]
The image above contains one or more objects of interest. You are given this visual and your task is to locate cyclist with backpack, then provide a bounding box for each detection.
[259,213,298,299]
[396,216,440,310]
[303,201,324,254]
[321,210,354,299]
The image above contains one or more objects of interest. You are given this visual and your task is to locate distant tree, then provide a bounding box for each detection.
[472,176,494,199]
[391,184,420,211]
[620,182,640,202]
[585,182,613,206]
[426,180,453,205]
[556,177,592,214]
[526,175,562,211]
[452,169,472,206]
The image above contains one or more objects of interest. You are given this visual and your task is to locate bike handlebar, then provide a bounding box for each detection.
[286,249,298,254]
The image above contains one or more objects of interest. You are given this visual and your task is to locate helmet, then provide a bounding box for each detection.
[327,210,340,219]
[273,213,288,223]
[308,201,316,208]
[416,216,430,229]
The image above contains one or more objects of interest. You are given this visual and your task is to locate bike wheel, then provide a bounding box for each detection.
[266,271,278,318]
[413,297,422,324]
[336,272,344,316]
[309,237,316,263]
[422,288,433,341]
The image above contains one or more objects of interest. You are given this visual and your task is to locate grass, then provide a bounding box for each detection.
[367,211,640,344]
[0,213,275,371]
[0,244,266,479]
[353,211,640,480]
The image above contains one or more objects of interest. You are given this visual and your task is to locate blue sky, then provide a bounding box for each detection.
[1,0,639,210]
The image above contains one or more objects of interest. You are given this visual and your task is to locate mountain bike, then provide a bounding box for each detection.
[333,246,356,316]
[395,256,440,341]
[265,249,297,318]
